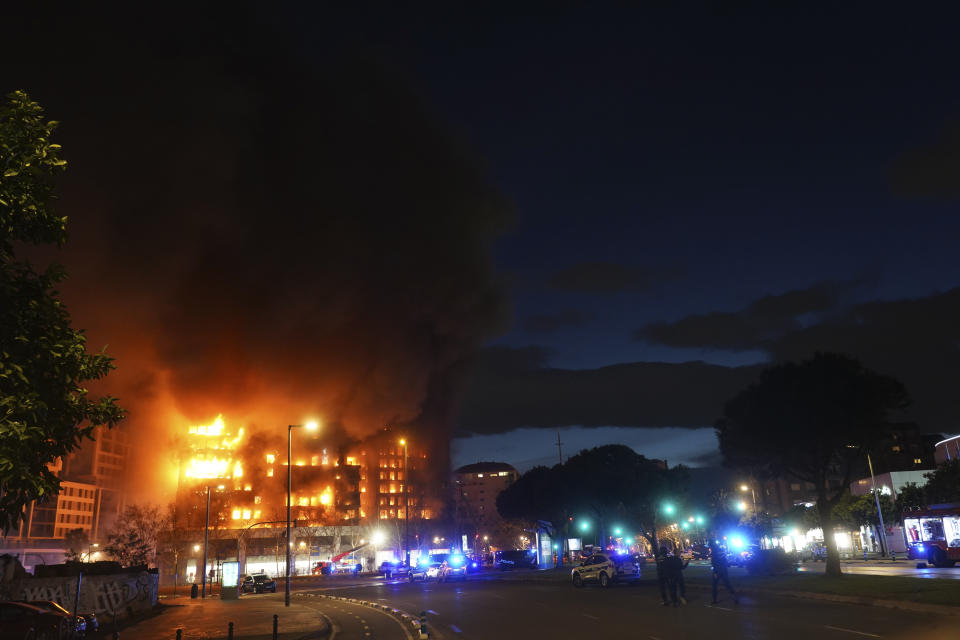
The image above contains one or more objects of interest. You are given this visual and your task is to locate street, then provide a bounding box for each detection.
[277,571,959,640]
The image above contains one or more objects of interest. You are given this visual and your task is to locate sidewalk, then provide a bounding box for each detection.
[121,596,329,640]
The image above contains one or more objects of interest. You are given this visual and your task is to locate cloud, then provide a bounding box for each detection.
[522,309,593,333]
[891,121,960,199]
[638,284,960,435]
[636,279,865,350]
[548,261,685,293]
[457,347,763,434]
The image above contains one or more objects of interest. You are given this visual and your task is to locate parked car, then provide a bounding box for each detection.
[571,552,643,587]
[408,561,443,582]
[241,573,278,594]
[496,549,538,571]
[379,561,410,578]
[23,600,89,636]
[0,600,73,639]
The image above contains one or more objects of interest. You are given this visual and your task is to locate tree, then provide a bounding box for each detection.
[104,503,164,567]
[0,91,124,532]
[716,353,909,576]
[63,528,89,562]
[923,460,960,505]
[895,482,926,516]
[497,445,688,552]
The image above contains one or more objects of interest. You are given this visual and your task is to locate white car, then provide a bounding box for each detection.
[409,561,443,582]
[571,552,642,587]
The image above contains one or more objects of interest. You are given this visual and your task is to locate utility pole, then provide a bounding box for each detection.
[867,452,889,557]
[201,486,210,598]
[556,432,564,465]
[402,439,409,565]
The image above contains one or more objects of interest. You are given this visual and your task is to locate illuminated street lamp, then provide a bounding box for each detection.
[613,527,622,536]
[287,420,319,607]
[736,501,747,512]
[400,438,409,565]
[739,482,758,514]
[663,503,675,515]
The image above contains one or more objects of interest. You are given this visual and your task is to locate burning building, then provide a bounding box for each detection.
[162,416,443,583]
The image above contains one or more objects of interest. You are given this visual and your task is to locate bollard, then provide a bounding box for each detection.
[273,614,279,640]
[176,630,183,640]
[419,610,428,638]
[228,621,234,640]
[891,550,897,562]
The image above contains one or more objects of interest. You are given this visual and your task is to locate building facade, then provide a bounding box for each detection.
[453,462,518,536]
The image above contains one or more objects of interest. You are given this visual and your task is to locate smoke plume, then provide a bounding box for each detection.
[3,8,511,499]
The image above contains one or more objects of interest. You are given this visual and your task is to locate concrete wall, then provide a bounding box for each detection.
[0,570,158,620]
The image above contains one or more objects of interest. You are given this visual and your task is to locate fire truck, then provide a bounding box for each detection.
[903,506,960,568]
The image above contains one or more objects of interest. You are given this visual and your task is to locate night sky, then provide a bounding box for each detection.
[5,5,960,486]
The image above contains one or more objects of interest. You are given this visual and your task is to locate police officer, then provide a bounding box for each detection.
[709,539,739,605]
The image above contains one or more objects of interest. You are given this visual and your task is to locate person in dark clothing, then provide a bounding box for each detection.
[661,551,689,606]
[655,546,670,605]
[709,540,739,604]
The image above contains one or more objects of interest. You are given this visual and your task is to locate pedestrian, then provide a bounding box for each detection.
[709,540,739,605]
[655,545,670,606]
[662,550,689,606]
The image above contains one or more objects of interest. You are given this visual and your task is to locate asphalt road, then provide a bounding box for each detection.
[295,574,958,640]
[794,561,960,579]
[293,595,415,640]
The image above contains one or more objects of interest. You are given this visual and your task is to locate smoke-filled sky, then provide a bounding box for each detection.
[5,5,960,491]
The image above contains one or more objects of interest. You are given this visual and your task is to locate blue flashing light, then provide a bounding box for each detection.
[450,555,464,567]
[470,562,478,569]
[729,535,745,550]
[419,558,431,568]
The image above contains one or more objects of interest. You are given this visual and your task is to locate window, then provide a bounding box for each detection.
[914,458,923,464]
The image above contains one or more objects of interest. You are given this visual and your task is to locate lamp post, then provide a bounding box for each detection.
[739,483,758,515]
[867,452,889,557]
[201,486,210,598]
[286,420,318,607]
[401,439,409,565]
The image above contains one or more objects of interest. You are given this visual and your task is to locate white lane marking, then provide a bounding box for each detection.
[706,604,733,611]
[427,609,439,615]
[583,613,600,620]
[824,625,882,638]
[450,624,463,633]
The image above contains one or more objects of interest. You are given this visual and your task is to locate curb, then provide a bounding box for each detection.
[296,592,435,638]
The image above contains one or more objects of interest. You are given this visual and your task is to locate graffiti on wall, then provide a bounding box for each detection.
[15,572,158,618]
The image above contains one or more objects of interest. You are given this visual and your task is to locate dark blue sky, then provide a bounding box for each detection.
[387,5,960,470]
[7,4,960,477]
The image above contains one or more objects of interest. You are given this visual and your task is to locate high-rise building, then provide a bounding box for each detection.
[453,462,518,534]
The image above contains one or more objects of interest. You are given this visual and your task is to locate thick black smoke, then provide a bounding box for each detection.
[3,7,511,496]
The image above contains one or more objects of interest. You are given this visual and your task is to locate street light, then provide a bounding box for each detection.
[736,501,747,512]
[663,503,675,515]
[400,438,409,565]
[739,482,758,514]
[613,527,622,536]
[287,420,319,607]
[579,521,589,531]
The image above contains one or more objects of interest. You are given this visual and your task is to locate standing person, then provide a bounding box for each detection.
[662,550,690,606]
[655,546,670,606]
[709,540,739,605]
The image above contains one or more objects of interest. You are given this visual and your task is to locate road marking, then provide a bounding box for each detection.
[824,625,882,638]
[706,604,734,611]
[583,613,600,620]
[450,624,463,633]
